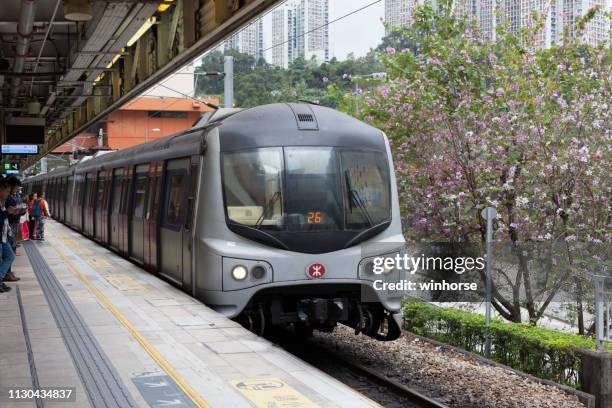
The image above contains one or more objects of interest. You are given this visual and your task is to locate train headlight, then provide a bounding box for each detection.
[231,265,248,281]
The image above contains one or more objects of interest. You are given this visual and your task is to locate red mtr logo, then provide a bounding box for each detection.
[306,263,326,279]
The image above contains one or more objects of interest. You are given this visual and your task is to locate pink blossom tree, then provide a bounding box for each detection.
[336,1,611,329]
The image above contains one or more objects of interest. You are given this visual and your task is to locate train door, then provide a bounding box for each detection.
[94,171,106,242]
[130,164,149,263]
[67,175,75,226]
[58,178,63,222]
[144,162,162,273]
[73,176,80,226]
[110,168,124,251]
[47,179,54,217]
[120,167,133,255]
[62,177,68,223]
[103,170,112,243]
[159,158,194,286]
[84,173,96,236]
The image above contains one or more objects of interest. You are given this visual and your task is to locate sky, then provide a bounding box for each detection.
[195,0,386,65]
[328,0,386,59]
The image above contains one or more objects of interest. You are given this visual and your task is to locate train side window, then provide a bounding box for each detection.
[112,174,124,214]
[73,177,81,205]
[162,172,186,229]
[97,174,105,207]
[67,176,74,202]
[133,175,148,219]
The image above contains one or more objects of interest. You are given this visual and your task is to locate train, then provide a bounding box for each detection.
[24,102,406,340]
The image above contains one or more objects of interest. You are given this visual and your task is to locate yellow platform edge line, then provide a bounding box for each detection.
[46,239,210,408]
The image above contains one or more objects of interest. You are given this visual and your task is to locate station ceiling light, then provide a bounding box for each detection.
[64,0,93,22]
[127,17,157,47]
[158,0,175,13]
[105,50,123,69]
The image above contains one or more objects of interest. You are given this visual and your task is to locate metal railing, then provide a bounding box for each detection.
[594,275,612,350]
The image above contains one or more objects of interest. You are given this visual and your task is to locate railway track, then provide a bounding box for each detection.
[269,331,449,408]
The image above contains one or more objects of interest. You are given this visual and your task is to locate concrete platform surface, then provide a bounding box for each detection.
[0,220,379,408]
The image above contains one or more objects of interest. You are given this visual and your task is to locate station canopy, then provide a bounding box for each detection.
[0,0,281,169]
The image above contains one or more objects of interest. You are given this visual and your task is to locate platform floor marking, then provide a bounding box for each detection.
[62,238,76,245]
[104,274,148,293]
[87,258,113,269]
[229,378,318,408]
[46,239,210,408]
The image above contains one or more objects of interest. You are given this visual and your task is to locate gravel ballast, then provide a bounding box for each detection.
[312,325,585,408]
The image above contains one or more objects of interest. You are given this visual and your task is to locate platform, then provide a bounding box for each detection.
[0,220,379,408]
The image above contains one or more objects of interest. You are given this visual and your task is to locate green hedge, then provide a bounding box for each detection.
[402,299,602,388]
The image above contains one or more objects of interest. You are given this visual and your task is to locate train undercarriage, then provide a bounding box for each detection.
[235,286,402,341]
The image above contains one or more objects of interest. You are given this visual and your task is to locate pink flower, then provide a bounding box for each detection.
[386,47,396,56]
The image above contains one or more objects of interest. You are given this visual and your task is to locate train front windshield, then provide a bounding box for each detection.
[222,147,392,252]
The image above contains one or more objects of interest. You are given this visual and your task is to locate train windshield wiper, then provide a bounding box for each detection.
[255,191,281,229]
[345,171,373,227]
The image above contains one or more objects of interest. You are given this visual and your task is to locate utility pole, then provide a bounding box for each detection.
[481,207,497,358]
[224,56,234,108]
[351,72,386,116]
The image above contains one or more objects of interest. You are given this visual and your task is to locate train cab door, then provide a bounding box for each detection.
[159,158,196,288]
[183,156,200,292]
[130,164,149,264]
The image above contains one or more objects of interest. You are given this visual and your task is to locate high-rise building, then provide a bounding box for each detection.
[384,0,609,49]
[384,0,416,34]
[224,18,264,61]
[271,0,329,68]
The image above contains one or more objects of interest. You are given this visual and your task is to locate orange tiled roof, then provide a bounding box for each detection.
[119,96,218,112]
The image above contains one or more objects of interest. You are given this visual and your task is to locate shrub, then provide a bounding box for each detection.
[402,299,606,388]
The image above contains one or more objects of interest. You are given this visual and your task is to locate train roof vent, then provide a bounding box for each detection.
[287,103,318,131]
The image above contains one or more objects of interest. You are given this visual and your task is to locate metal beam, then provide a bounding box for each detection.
[22,0,283,169]
[0,71,60,77]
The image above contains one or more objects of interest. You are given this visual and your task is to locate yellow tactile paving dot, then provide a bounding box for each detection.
[229,378,318,408]
[104,274,148,293]
[87,258,113,269]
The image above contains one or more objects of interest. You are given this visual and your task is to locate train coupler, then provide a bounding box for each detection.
[297,298,349,330]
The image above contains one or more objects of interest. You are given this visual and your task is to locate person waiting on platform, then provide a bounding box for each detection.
[27,193,37,239]
[4,177,25,282]
[32,192,50,241]
[0,178,17,293]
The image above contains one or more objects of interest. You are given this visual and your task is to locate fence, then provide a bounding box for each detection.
[594,275,612,351]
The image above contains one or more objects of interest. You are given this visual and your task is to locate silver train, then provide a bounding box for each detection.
[24,103,405,340]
